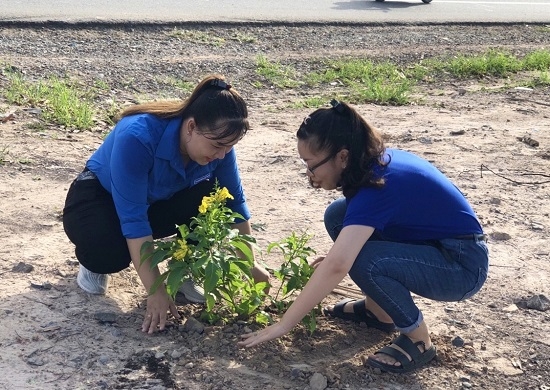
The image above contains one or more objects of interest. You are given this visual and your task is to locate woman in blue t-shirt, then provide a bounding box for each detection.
[239,100,488,373]
[63,74,269,334]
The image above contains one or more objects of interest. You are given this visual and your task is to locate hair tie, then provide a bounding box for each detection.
[330,99,345,114]
[210,79,232,90]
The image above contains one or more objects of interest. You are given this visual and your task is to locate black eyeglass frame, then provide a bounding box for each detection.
[300,153,336,176]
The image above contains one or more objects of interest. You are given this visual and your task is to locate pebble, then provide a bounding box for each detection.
[452,336,465,347]
[309,372,327,390]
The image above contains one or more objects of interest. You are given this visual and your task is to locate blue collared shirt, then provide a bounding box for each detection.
[344,149,482,240]
[86,114,250,238]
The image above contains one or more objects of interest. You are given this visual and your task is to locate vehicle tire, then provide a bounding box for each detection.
[375,0,385,2]
[422,0,432,3]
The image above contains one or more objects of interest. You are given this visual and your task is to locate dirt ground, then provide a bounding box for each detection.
[0,23,549,390]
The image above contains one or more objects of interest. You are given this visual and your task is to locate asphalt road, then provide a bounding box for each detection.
[1,0,549,24]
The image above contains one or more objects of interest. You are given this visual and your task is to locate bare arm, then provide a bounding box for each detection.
[127,236,180,333]
[238,224,374,347]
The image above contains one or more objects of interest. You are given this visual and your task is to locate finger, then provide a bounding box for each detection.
[142,312,152,332]
[238,332,262,346]
[240,332,254,340]
[169,301,181,319]
[157,311,168,331]
[148,314,159,334]
[238,335,261,348]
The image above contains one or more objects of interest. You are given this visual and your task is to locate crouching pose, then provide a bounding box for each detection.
[63,75,269,334]
[239,100,488,373]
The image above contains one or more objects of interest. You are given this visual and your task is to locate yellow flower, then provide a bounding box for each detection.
[172,239,189,261]
[214,187,234,202]
[198,196,213,214]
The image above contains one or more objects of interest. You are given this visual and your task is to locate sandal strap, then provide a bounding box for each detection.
[375,345,411,367]
[391,334,426,362]
[352,299,368,316]
[332,298,354,316]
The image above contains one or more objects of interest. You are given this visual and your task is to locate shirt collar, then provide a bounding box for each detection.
[156,117,186,173]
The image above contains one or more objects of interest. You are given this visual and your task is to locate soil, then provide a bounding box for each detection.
[1,22,549,390]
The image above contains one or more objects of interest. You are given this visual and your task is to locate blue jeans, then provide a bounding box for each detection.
[324,198,489,333]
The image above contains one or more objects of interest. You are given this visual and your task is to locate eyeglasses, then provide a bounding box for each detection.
[300,154,334,176]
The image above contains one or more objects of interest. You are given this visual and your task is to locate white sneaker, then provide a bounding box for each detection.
[178,279,205,303]
[77,264,110,295]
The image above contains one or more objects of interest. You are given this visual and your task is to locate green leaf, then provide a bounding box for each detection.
[166,266,188,296]
[206,293,216,312]
[255,311,272,325]
[204,262,220,293]
[149,271,169,296]
[232,260,253,277]
[149,249,170,269]
[230,240,253,261]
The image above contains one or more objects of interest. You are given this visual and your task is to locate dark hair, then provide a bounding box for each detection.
[118,74,249,144]
[296,101,387,198]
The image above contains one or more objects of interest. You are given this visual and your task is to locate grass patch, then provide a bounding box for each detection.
[290,96,330,109]
[255,54,301,88]
[414,49,550,79]
[307,59,412,105]
[168,28,225,46]
[0,145,8,165]
[3,70,96,130]
[229,31,257,43]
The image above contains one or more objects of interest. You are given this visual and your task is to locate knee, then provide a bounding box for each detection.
[324,198,347,241]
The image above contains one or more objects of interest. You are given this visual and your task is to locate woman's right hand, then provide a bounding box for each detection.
[309,256,325,269]
[141,287,180,334]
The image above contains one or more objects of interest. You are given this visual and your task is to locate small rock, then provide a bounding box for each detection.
[462,382,472,388]
[452,336,465,347]
[530,222,544,231]
[12,262,34,273]
[489,197,501,205]
[514,86,533,91]
[155,351,165,359]
[183,317,205,334]
[418,136,433,144]
[525,294,550,311]
[171,350,183,359]
[309,372,327,390]
[450,129,466,136]
[490,232,511,241]
[503,304,519,312]
[94,312,117,324]
[26,356,46,366]
[30,281,52,290]
[185,362,194,369]
[98,355,110,365]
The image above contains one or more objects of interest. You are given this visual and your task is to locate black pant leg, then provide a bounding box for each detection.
[148,180,215,239]
[63,178,131,274]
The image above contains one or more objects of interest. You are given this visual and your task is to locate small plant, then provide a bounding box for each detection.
[307,59,412,105]
[141,183,269,325]
[0,145,9,165]
[255,54,301,88]
[3,70,96,130]
[230,31,257,44]
[267,231,320,334]
[141,185,322,333]
[168,28,226,46]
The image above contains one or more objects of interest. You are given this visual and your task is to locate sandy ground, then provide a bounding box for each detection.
[1,23,549,390]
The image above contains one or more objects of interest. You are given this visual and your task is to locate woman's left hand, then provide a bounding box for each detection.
[237,322,290,348]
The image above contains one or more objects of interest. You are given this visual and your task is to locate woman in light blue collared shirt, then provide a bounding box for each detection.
[63,74,269,334]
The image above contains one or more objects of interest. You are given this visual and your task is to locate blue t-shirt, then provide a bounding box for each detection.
[344,149,482,241]
[86,114,250,239]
